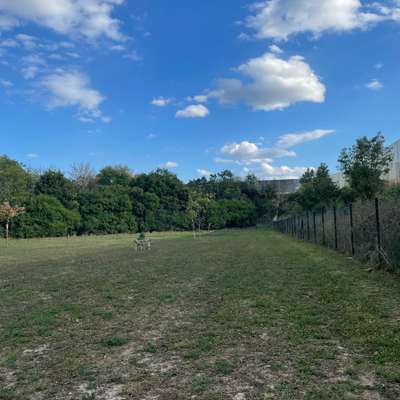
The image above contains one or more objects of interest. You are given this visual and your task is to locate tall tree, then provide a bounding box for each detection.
[35,170,78,209]
[295,164,338,211]
[97,165,133,186]
[0,156,32,205]
[338,133,392,199]
[69,163,96,192]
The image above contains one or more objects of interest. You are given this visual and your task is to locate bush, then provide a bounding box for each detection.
[219,198,257,228]
[78,186,137,234]
[12,195,80,238]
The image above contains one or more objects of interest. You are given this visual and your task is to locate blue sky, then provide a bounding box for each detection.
[0,0,400,181]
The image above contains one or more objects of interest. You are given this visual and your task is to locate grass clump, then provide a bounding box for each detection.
[101,337,128,347]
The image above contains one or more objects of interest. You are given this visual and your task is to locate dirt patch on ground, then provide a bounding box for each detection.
[23,344,50,356]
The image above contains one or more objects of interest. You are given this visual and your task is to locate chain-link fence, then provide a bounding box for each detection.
[273,198,400,270]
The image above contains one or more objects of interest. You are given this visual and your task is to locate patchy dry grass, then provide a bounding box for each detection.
[0,229,400,399]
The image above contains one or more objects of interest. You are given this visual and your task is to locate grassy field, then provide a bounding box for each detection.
[1,229,400,400]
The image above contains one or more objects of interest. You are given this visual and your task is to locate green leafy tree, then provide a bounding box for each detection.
[97,165,133,186]
[12,195,80,238]
[313,163,339,207]
[338,133,392,199]
[0,156,33,205]
[133,169,189,230]
[130,187,160,232]
[219,198,257,228]
[295,164,338,211]
[203,199,225,230]
[35,170,78,209]
[78,186,137,234]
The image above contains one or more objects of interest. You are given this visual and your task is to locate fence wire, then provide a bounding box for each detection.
[273,198,400,270]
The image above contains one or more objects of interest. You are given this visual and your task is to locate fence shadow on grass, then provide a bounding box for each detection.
[273,198,400,271]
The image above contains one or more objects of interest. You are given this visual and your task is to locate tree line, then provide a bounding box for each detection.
[280,133,398,216]
[0,160,277,239]
[0,133,398,239]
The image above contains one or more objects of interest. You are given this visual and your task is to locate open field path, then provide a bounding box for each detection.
[0,229,400,399]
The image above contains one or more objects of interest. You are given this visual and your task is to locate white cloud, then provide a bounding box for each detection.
[217,141,295,165]
[269,44,283,54]
[186,95,208,103]
[0,0,126,41]
[238,32,252,41]
[0,14,18,30]
[197,169,212,178]
[277,129,334,148]
[209,52,325,111]
[216,129,332,178]
[151,96,172,107]
[22,54,46,66]
[258,162,311,179]
[26,153,39,159]
[245,0,392,41]
[162,161,178,169]
[123,51,142,62]
[21,53,47,79]
[15,33,36,48]
[40,71,108,122]
[22,65,40,79]
[0,78,13,87]
[366,79,383,90]
[0,38,18,47]
[110,44,126,52]
[176,104,210,119]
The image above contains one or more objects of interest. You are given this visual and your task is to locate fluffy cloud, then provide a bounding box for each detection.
[0,79,13,87]
[217,141,295,165]
[209,52,325,111]
[186,95,208,103]
[40,71,109,122]
[258,162,310,179]
[216,128,333,178]
[151,96,172,107]
[197,169,212,178]
[277,129,334,148]
[245,0,392,41]
[162,161,178,169]
[269,44,283,54]
[365,79,383,90]
[22,65,40,79]
[0,0,125,40]
[0,38,18,47]
[176,104,209,118]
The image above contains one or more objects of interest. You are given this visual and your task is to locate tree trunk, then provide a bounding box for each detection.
[192,220,196,239]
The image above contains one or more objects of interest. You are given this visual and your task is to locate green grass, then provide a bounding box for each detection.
[0,229,400,399]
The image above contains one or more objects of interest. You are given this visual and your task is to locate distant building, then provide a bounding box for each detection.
[387,139,400,185]
[331,138,400,188]
[259,179,300,194]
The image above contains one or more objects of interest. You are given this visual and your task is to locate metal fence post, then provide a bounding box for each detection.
[301,216,304,240]
[322,208,326,246]
[307,212,310,241]
[333,206,338,250]
[349,203,355,256]
[313,211,317,243]
[375,198,382,265]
